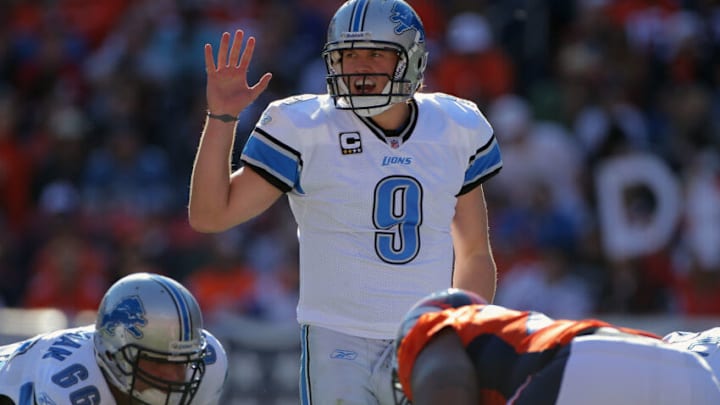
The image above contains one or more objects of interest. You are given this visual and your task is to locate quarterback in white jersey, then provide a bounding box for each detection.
[243,91,500,338]
[0,273,228,405]
[663,327,720,377]
[190,0,501,403]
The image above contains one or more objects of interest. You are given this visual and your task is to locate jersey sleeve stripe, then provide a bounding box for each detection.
[241,128,302,191]
[251,127,303,162]
[240,161,294,193]
[458,166,502,196]
[459,136,502,195]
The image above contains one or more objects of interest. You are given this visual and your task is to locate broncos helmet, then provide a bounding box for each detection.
[323,0,429,117]
[392,288,488,405]
[94,273,207,405]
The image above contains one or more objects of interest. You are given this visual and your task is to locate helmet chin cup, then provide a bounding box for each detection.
[334,80,395,117]
[135,388,167,405]
[354,104,392,117]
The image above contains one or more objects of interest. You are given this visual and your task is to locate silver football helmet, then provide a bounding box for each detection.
[392,288,488,405]
[323,0,429,117]
[94,273,207,405]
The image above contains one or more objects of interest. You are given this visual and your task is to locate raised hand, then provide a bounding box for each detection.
[204,30,272,117]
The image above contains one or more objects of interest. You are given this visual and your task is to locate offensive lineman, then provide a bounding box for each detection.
[0,273,228,405]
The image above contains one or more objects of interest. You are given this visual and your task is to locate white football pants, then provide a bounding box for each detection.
[299,324,395,405]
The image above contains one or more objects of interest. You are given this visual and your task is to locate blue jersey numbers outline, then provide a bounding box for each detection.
[373,175,422,264]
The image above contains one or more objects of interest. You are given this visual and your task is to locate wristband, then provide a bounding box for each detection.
[207,111,239,123]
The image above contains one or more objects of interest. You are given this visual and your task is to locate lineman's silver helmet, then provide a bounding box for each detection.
[94,273,207,405]
[323,0,429,117]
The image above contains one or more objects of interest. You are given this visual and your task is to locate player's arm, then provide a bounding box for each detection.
[410,328,478,405]
[189,30,277,233]
[451,184,497,302]
[190,159,282,232]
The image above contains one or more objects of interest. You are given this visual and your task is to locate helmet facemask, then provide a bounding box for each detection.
[98,338,207,405]
[391,363,412,405]
[124,344,206,405]
[324,41,419,117]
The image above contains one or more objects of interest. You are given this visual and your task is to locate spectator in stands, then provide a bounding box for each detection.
[30,102,90,203]
[81,124,175,218]
[495,244,595,319]
[0,90,32,233]
[184,230,260,319]
[22,210,109,313]
[429,12,514,106]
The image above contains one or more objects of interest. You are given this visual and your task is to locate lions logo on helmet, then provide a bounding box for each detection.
[390,2,425,42]
[94,273,207,405]
[98,295,147,338]
[323,0,429,117]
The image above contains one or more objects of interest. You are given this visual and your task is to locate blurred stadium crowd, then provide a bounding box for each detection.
[0,0,719,322]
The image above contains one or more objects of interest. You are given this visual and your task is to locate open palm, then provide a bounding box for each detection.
[204,30,272,116]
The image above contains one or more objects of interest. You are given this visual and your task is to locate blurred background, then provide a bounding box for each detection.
[1,0,719,402]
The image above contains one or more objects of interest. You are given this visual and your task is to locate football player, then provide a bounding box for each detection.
[393,288,720,405]
[663,327,720,378]
[189,0,502,403]
[0,273,228,405]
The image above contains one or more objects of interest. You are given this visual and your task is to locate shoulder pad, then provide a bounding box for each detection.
[416,93,491,130]
[259,94,329,130]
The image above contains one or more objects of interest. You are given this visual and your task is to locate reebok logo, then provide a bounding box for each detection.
[330,349,358,360]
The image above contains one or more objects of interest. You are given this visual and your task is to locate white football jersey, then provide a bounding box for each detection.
[0,325,228,404]
[663,327,720,377]
[241,92,502,338]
